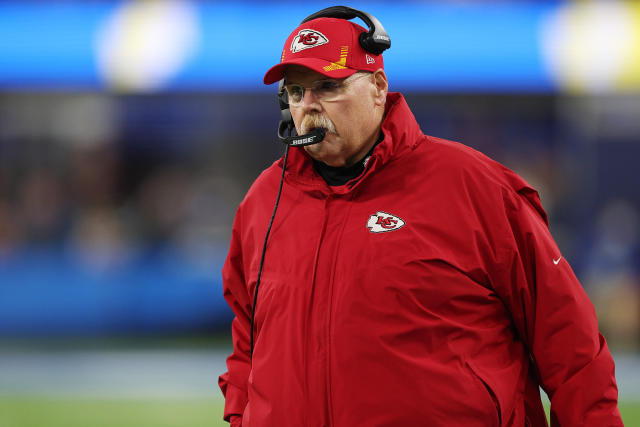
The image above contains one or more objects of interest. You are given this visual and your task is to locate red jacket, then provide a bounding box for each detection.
[219,93,622,426]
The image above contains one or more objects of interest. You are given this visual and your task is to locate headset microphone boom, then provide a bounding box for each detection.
[277,79,326,146]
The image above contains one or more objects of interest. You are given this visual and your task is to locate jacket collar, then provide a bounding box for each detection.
[279,92,424,191]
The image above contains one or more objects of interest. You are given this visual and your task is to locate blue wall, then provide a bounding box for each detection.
[0,1,558,92]
[0,247,230,336]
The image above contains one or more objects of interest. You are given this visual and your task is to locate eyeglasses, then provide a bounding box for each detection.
[283,73,371,106]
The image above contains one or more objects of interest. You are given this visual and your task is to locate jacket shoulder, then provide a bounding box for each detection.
[419,135,548,224]
[421,136,507,183]
[240,159,283,206]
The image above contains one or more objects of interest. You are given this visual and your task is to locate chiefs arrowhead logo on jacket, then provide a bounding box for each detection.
[367,211,405,233]
[290,29,329,53]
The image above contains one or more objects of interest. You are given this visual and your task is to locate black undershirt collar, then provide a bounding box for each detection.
[313,132,384,186]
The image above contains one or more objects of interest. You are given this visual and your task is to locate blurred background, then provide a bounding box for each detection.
[0,1,638,426]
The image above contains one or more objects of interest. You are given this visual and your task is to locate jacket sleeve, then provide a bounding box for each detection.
[218,206,252,425]
[492,185,622,426]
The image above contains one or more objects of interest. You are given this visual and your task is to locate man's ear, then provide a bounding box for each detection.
[372,69,388,106]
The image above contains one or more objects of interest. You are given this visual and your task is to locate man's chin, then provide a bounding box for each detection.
[304,142,330,159]
[304,146,349,167]
[303,142,324,158]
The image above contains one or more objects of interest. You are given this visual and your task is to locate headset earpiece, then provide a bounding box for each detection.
[301,6,390,55]
[278,80,292,125]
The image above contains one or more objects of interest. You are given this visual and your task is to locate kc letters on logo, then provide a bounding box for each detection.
[290,29,329,53]
[367,211,406,233]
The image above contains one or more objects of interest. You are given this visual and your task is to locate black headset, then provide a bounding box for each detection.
[277,6,391,147]
[251,7,391,360]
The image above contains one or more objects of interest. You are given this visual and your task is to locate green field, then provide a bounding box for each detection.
[0,398,227,427]
[0,397,638,427]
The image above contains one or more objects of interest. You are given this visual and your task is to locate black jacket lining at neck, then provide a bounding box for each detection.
[313,132,383,187]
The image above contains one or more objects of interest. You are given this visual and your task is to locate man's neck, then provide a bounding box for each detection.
[313,131,384,186]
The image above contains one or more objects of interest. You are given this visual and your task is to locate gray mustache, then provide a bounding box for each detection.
[300,114,336,135]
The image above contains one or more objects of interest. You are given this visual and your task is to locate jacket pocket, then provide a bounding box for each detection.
[241,399,250,426]
[230,414,243,427]
[466,361,502,426]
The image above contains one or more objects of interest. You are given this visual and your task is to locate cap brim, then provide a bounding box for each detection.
[263,58,358,85]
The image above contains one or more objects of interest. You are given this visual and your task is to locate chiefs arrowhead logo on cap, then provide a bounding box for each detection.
[290,29,329,53]
[367,211,405,233]
[264,18,385,85]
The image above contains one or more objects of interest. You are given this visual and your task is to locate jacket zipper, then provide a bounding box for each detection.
[325,193,355,426]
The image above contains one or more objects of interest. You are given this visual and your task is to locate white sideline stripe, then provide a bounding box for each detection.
[0,350,638,400]
[0,349,230,399]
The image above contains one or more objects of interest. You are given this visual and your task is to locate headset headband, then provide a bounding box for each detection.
[301,6,391,55]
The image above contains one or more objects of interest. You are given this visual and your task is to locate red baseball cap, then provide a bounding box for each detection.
[263,17,384,85]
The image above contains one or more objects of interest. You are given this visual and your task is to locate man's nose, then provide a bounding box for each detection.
[300,87,321,112]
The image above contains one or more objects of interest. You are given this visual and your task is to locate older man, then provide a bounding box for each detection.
[219,7,622,426]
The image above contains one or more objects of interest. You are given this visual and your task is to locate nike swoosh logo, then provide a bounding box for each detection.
[553,257,562,265]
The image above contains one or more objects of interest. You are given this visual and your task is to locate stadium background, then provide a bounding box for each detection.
[0,1,638,425]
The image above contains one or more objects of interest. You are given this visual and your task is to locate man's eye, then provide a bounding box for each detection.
[288,86,303,99]
[317,81,340,91]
